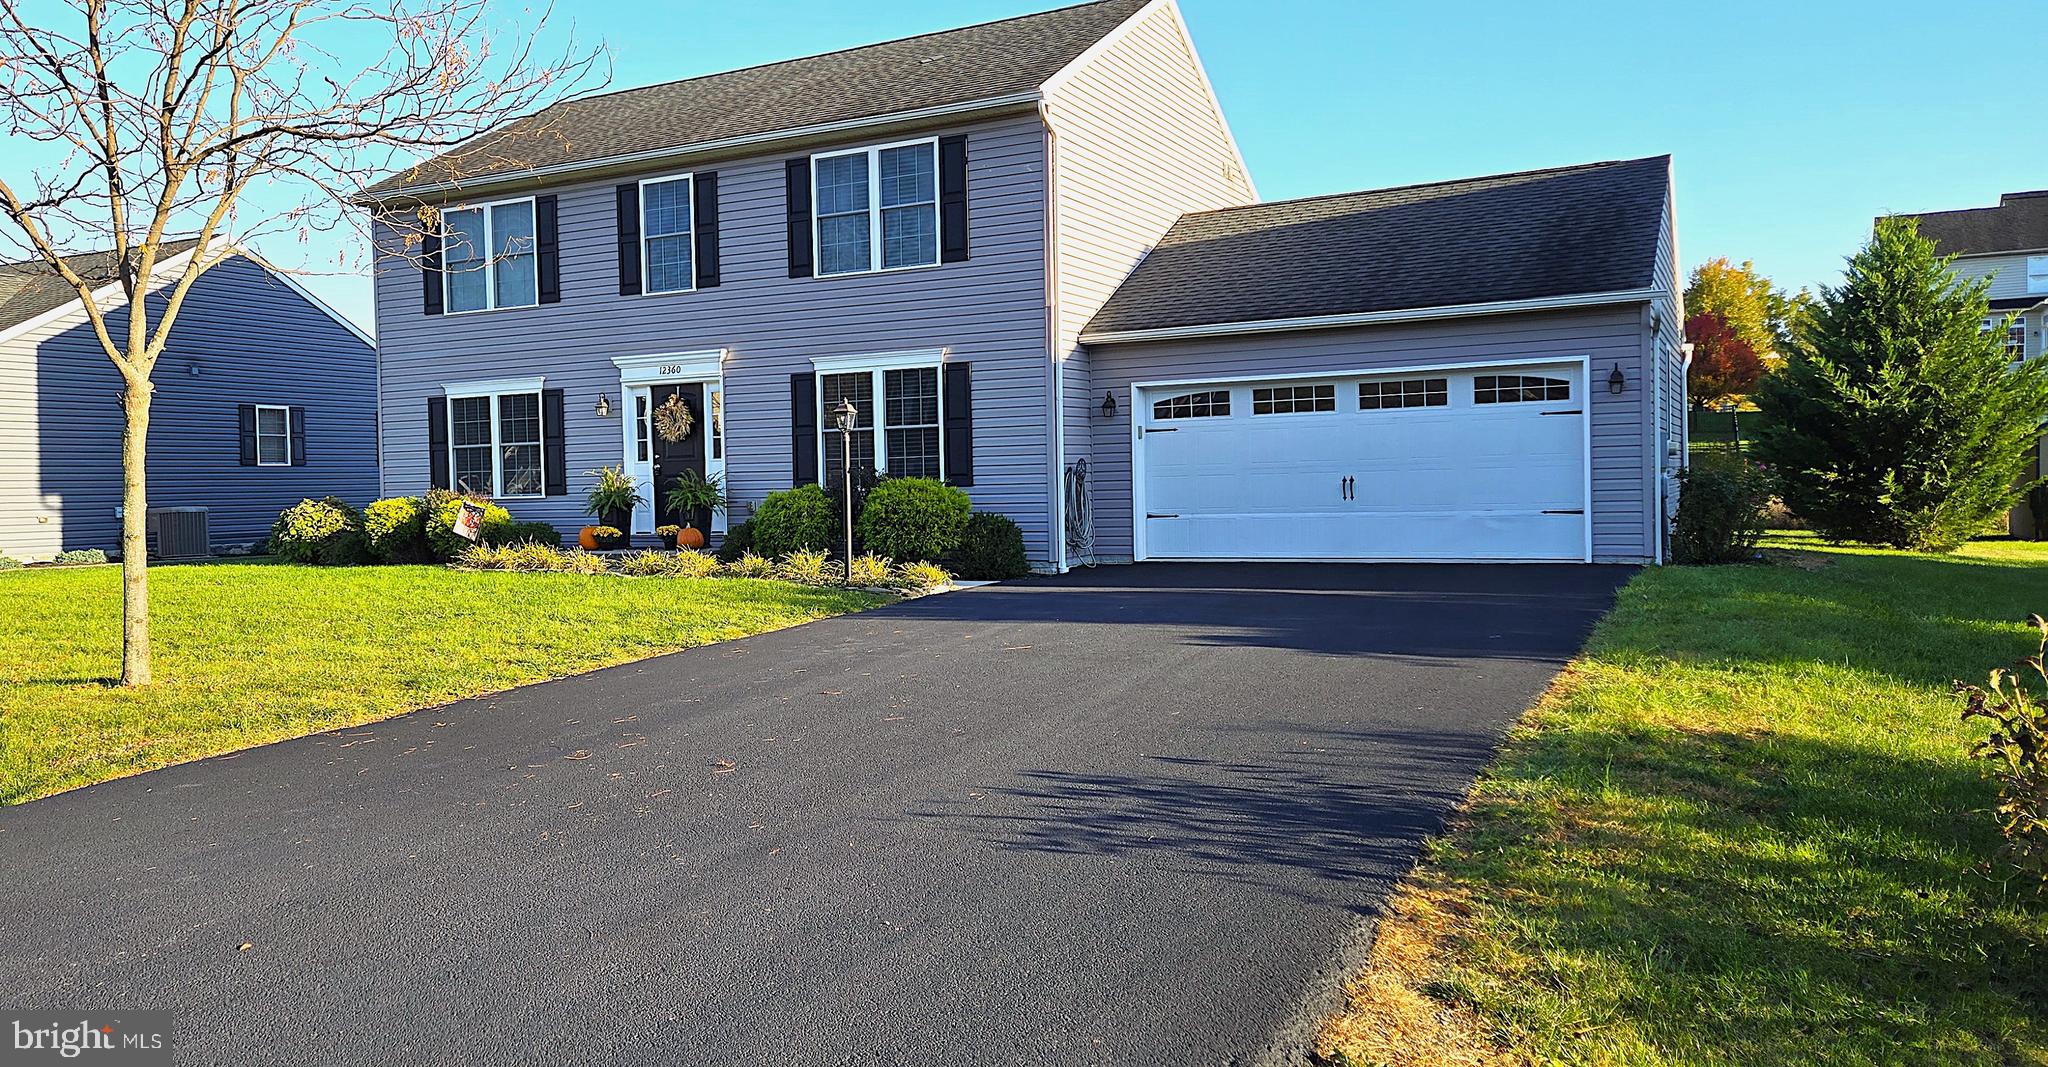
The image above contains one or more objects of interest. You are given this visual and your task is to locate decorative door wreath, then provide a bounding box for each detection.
[653,393,696,442]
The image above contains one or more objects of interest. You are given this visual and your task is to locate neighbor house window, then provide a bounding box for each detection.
[448,389,544,498]
[442,198,538,313]
[1251,383,1336,414]
[816,362,945,485]
[640,174,695,294]
[1986,316,2027,360]
[1360,378,1448,410]
[254,405,292,466]
[814,139,940,276]
[1474,374,1571,404]
[2028,255,2048,295]
[1152,390,1230,420]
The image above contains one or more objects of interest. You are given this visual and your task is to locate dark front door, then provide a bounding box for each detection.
[650,383,708,529]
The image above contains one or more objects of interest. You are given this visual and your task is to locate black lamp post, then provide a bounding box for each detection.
[831,398,857,583]
[1716,396,1742,458]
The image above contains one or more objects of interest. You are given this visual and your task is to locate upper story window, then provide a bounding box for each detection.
[254,405,292,466]
[2028,255,2048,295]
[814,139,940,277]
[1152,390,1231,420]
[443,198,538,313]
[1475,374,1571,404]
[641,174,696,294]
[448,388,544,498]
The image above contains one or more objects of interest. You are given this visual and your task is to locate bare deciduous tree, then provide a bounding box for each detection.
[0,0,605,685]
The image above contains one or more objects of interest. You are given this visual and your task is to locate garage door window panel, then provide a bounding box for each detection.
[1153,390,1230,420]
[1360,378,1448,410]
[1251,384,1336,415]
[1475,374,1570,404]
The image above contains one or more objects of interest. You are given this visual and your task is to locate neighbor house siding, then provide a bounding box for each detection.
[1084,306,1656,562]
[1044,0,1253,563]
[0,255,379,560]
[1650,172,1684,560]
[1950,251,2048,304]
[371,114,1057,561]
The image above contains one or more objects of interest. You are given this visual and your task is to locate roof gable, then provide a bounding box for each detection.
[1084,156,1671,338]
[0,239,202,337]
[367,0,1151,196]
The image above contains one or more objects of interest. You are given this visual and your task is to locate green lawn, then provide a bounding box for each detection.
[1320,535,2048,1066]
[0,561,886,805]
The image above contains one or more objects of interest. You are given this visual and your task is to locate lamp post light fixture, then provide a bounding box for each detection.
[831,398,858,584]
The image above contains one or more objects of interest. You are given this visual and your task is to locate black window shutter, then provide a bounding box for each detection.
[944,361,973,487]
[939,135,970,264]
[616,183,642,296]
[536,195,561,304]
[790,372,818,485]
[543,388,567,496]
[421,229,444,315]
[694,172,721,288]
[289,406,307,466]
[785,159,813,279]
[427,397,450,490]
[237,404,257,466]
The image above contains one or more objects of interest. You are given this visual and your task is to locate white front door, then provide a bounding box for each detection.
[1138,363,1588,561]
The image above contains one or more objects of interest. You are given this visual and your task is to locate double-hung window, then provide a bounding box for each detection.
[447,387,545,498]
[816,359,944,485]
[640,175,695,294]
[1986,315,2027,360]
[442,198,538,312]
[814,139,940,276]
[254,405,292,466]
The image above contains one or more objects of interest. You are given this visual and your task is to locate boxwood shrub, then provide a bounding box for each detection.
[751,484,836,557]
[424,493,513,560]
[715,519,756,563]
[362,496,431,562]
[1672,460,1772,565]
[950,512,1031,580]
[855,478,970,563]
[270,497,367,565]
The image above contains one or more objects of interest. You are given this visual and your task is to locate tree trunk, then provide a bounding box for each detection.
[120,376,152,686]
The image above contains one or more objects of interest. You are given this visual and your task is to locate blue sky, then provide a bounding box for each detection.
[218,0,2048,329]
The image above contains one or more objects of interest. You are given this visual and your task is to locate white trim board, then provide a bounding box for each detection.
[810,347,948,375]
[614,348,727,385]
[443,375,545,398]
[1080,288,1665,346]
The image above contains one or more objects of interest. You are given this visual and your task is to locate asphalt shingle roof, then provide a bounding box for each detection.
[366,0,1149,196]
[1083,157,1671,338]
[0,239,201,334]
[1897,191,2048,256]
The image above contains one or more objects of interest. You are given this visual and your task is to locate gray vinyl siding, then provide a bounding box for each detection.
[1045,1,1253,560]
[1650,172,1683,559]
[1084,306,1657,563]
[1950,251,2048,302]
[0,255,379,561]
[372,114,1056,561]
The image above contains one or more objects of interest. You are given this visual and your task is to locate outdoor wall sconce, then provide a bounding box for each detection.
[594,393,613,418]
[1101,391,1118,417]
[1608,364,1626,395]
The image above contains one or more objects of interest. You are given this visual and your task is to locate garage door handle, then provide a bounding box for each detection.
[1543,509,1585,515]
[1540,409,1583,416]
[1146,513,1180,520]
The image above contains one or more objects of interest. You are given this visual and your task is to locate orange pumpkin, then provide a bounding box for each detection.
[577,525,601,551]
[676,527,706,550]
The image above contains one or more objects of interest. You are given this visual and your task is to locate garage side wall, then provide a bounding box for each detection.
[1083,306,1656,563]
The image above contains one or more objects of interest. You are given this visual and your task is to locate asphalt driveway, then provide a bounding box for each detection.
[0,563,1630,1066]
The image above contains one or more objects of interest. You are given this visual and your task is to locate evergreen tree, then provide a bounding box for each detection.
[1754,218,2048,551]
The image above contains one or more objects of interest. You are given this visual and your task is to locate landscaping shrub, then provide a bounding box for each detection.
[1956,614,2048,893]
[1755,218,2048,551]
[455,542,609,575]
[53,549,109,566]
[751,485,836,557]
[617,550,683,577]
[362,496,430,562]
[270,497,366,565]
[949,512,1031,580]
[725,551,776,578]
[855,477,970,563]
[891,561,951,593]
[715,519,756,563]
[1672,460,1772,564]
[668,550,721,578]
[846,553,892,587]
[0,556,22,570]
[495,520,560,547]
[424,495,513,560]
[777,548,833,585]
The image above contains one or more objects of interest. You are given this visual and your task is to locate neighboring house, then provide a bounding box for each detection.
[363,0,1685,567]
[0,243,379,561]
[1896,190,2048,536]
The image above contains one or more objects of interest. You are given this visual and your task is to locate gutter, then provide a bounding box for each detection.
[358,92,1045,204]
[1079,288,1667,346]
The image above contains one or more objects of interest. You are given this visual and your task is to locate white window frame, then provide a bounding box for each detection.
[810,350,947,483]
[2027,255,2048,296]
[441,195,539,314]
[253,404,292,467]
[1986,315,2028,361]
[443,377,547,500]
[637,173,697,296]
[811,137,942,278]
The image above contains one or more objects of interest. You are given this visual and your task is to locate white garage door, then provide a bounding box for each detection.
[1137,363,1587,561]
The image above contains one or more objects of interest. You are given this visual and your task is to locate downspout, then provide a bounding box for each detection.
[1650,303,1663,565]
[1041,100,1068,573]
